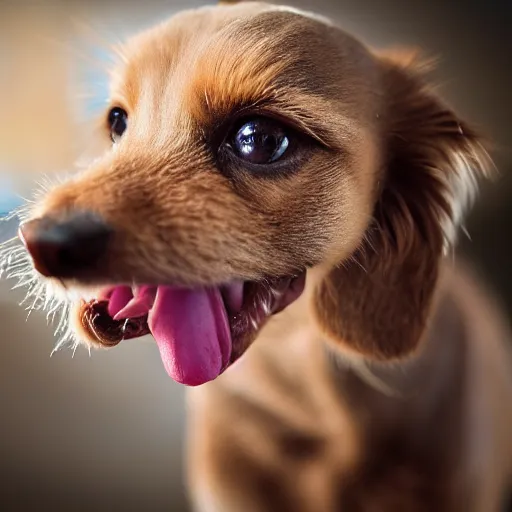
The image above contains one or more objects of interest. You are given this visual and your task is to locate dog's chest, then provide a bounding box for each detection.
[187,307,469,511]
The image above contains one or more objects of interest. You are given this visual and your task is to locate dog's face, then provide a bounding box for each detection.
[66,3,379,284]
[4,2,489,385]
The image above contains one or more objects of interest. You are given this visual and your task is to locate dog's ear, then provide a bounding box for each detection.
[312,49,492,361]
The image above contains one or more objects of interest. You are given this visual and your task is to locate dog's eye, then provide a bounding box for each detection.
[107,107,128,143]
[229,118,290,165]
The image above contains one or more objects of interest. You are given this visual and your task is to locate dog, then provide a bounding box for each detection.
[2,1,512,510]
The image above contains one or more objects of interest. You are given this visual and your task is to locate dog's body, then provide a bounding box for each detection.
[4,2,512,511]
[189,262,512,511]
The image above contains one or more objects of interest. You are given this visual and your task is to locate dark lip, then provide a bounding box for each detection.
[79,299,149,347]
[78,272,307,364]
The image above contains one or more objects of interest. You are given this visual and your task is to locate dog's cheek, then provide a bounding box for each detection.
[249,154,377,271]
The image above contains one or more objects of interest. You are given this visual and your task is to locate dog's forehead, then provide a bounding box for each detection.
[110,5,271,97]
[121,3,331,66]
[110,3,378,144]
[112,4,357,104]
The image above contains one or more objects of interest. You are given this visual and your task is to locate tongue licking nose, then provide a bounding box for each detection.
[110,285,232,386]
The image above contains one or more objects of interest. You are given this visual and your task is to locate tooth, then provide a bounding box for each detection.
[107,286,133,318]
[113,286,156,321]
[113,298,150,321]
[134,285,157,303]
[222,281,244,314]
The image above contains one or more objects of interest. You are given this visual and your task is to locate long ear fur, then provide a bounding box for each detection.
[313,50,492,361]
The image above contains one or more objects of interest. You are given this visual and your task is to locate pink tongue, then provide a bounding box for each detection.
[147,286,232,386]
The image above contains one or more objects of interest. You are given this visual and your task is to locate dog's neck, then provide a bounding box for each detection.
[303,257,467,451]
[322,263,467,399]
[299,242,467,404]
[257,256,466,435]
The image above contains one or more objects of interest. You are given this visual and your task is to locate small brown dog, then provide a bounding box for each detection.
[3,1,512,510]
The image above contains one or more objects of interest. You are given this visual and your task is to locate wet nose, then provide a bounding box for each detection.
[19,212,112,278]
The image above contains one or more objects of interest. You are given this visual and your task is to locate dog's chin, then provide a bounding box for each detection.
[72,273,306,386]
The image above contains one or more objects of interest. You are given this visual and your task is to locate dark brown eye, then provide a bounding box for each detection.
[107,107,128,143]
[230,118,290,165]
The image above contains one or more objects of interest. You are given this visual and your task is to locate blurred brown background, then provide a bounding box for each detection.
[0,0,511,510]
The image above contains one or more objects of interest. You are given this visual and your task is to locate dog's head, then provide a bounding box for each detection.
[4,2,490,385]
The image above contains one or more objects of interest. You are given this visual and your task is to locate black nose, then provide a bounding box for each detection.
[19,212,112,278]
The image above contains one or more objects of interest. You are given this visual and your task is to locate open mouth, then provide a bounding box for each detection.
[79,274,306,386]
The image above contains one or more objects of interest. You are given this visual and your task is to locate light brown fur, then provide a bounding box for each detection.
[11,2,512,510]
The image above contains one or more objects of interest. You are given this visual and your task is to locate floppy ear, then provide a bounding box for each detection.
[313,50,492,361]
